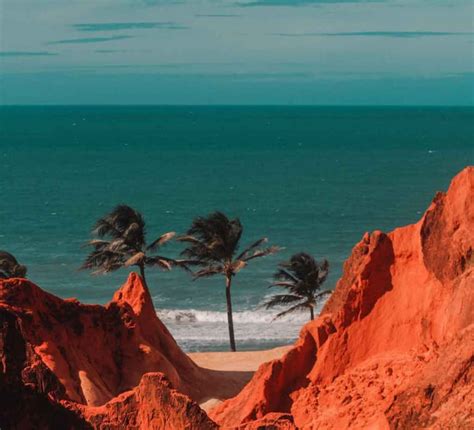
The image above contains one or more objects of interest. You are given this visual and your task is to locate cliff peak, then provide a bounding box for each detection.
[210,166,474,429]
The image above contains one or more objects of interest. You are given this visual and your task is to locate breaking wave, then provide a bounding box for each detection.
[158,308,309,324]
[156,300,326,351]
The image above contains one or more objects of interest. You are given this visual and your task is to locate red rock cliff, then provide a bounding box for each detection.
[1,167,472,429]
[0,273,217,429]
[210,166,474,429]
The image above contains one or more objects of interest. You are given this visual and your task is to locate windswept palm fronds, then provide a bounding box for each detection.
[265,252,331,321]
[81,205,176,289]
[178,211,280,351]
[0,251,27,279]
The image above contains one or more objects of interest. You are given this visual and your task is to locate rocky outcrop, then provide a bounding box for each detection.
[1,167,472,429]
[0,272,206,406]
[0,273,216,429]
[72,373,217,430]
[0,307,91,429]
[210,166,474,429]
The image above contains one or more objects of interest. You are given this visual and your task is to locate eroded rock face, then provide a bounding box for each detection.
[1,167,472,429]
[210,166,474,429]
[72,373,217,430]
[0,308,91,429]
[0,272,205,406]
[0,273,216,429]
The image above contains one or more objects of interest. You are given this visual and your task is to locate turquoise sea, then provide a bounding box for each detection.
[0,106,472,351]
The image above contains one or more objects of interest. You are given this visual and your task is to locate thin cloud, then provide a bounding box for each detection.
[137,0,184,4]
[48,36,133,45]
[274,31,474,38]
[73,22,187,31]
[0,51,58,57]
[95,49,127,54]
[93,48,152,54]
[238,0,384,6]
[195,14,242,17]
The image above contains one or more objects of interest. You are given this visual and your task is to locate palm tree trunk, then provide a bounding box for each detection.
[225,275,236,352]
[139,263,148,289]
[310,306,314,321]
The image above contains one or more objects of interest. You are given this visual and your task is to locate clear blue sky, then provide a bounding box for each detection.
[0,0,473,105]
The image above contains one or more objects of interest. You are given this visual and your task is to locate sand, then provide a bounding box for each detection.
[188,345,291,411]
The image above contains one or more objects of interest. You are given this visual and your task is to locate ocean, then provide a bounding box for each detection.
[0,106,472,351]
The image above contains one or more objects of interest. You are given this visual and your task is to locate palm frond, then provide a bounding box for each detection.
[14,264,27,278]
[147,231,176,251]
[275,253,330,293]
[81,249,124,273]
[173,258,203,267]
[123,222,143,245]
[93,205,145,248]
[0,251,27,279]
[176,234,201,244]
[182,212,243,263]
[0,251,19,268]
[263,294,303,309]
[170,258,202,273]
[274,268,300,283]
[231,260,247,273]
[318,259,330,284]
[154,259,172,270]
[145,255,175,270]
[315,289,332,300]
[84,239,109,248]
[93,218,123,239]
[107,239,130,253]
[83,205,148,274]
[178,235,218,262]
[268,252,331,320]
[281,252,318,281]
[242,245,281,262]
[275,302,309,320]
[124,252,145,267]
[193,265,224,279]
[236,237,268,260]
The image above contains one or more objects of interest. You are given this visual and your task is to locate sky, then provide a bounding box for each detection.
[0,0,473,105]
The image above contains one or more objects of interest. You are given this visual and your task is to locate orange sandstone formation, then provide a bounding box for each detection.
[0,167,472,429]
[72,373,216,430]
[0,273,216,429]
[0,272,206,405]
[210,166,474,429]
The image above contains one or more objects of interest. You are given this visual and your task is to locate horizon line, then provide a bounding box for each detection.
[1,104,473,108]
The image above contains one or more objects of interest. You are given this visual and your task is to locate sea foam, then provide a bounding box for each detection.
[157,302,324,351]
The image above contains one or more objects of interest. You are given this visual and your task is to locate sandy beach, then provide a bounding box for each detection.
[188,345,292,411]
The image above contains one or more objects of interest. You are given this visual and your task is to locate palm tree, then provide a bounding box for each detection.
[178,211,280,351]
[0,251,27,279]
[81,205,176,289]
[264,252,331,321]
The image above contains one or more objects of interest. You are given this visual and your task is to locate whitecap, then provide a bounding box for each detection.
[156,297,328,351]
